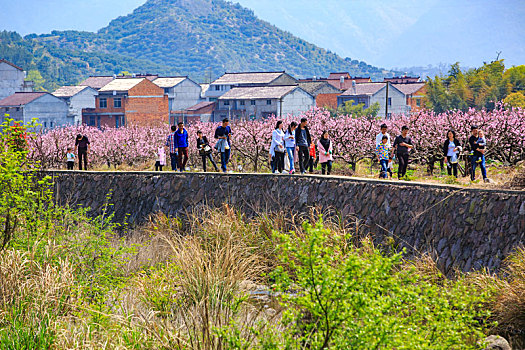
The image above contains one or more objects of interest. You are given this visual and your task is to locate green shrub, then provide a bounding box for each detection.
[247,220,492,349]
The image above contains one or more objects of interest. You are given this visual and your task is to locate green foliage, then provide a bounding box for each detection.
[0,308,55,350]
[504,91,525,108]
[334,100,380,118]
[427,60,525,112]
[0,119,52,252]
[262,221,491,349]
[25,70,45,91]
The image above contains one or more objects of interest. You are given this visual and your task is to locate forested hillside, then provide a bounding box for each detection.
[0,0,397,91]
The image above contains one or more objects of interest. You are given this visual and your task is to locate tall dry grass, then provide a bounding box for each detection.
[2,203,525,348]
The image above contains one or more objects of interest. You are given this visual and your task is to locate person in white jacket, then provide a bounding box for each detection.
[269,120,286,174]
[375,123,391,147]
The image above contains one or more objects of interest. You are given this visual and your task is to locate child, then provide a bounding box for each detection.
[476,130,486,163]
[375,135,391,179]
[387,156,394,178]
[308,142,317,173]
[155,147,166,171]
[317,131,333,175]
[66,147,75,170]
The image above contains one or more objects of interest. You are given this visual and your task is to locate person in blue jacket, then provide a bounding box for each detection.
[176,122,189,172]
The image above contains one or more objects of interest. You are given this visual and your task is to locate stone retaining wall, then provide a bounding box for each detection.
[46,171,525,273]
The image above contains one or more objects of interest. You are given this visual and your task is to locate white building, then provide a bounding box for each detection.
[152,77,202,111]
[0,59,33,101]
[338,82,409,117]
[53,86,98,125]
[216,85,315,120]
[0,92,68,129]
[206,71,297,101]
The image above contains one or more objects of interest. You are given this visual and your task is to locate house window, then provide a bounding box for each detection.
[240,100,245,106]
[50,121,54,128]
[223,100,230,106]
[99,98,107,108]
[266,100,272,105]
[89,116,96,126]
[114,97,122,108]
[416,99,421,107]
[388,97,392,106]
[251,100,256,106]
[43,121,47,128]
[164,88,170,94]
[16,107,20,111]
[215,85,220,91]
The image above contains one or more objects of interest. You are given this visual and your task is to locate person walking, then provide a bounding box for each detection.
[197,130,219,172]
[270,120,286,174]
[214,118,232,173]
[317,131,333,175]
[66,147,75,170]
[75,134,90,170]
[175,122,189,172]
[155,146,166,171]
[165,125,178,171]
[376,135,391,179]
[443,130,461,178]
[375,123,391,147]
[284,122,297,174]
[468,125,488,181]
[295,118,312,174]
[392,126,414,179]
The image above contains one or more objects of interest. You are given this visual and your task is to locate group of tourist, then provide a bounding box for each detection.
[69,118,489,182]
[374,123,488,181]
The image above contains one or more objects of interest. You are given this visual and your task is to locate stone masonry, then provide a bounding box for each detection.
[46,171,525,274]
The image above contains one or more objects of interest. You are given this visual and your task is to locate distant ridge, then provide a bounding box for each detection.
[0,0,399,91]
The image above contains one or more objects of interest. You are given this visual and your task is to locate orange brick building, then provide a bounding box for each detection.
[315,93,340,110]
[82,78,169,127]
[394,82,427,112]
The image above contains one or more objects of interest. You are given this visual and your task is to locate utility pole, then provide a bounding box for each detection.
[385,81,389,119]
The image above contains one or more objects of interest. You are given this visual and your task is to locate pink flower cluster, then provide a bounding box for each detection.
[27,106,525,171]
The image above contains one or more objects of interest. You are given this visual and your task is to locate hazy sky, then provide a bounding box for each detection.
[1,0,523,69]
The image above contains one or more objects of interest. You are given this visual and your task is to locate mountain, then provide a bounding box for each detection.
[0,0,399,91]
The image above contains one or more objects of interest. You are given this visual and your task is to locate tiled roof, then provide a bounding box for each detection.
[80,76,115,89]
[218,85,299,100]
[298,81,340,95]
[392,82,426,95]
[0,59,23,71]
[0,92,47,106]
[340,83,386,96]
[186,101,215,111]
[53,85,92,98]
[213,71,286,85]
[99,78,145,92]
[152,77,187,88]
[328,72,351,80]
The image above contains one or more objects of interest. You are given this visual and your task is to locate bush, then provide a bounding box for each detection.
[241,220,493,349]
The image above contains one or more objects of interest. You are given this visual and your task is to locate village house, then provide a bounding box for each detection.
[205,71,297,101]
[299,73,372,91]
[79,76,115,90]
[338,82,409,117]
[0,92,68,128]
[393,82,427,112]
[152,77,203,124]
[172,101,216,124]
[82,77,169,128]
[216,85,315,120]
[298,81,341,110]
[52,86,98,125]
[0,59,33,101]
